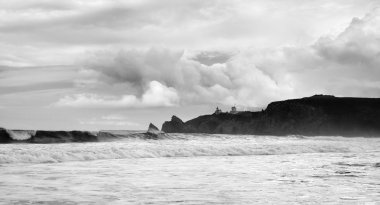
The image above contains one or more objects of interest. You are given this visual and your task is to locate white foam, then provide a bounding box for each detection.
[0,134,378,164]
[7,130,35,141]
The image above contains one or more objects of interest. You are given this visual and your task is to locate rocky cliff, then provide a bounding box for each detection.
[161,95,380,136]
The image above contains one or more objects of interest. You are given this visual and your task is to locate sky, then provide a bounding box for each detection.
[0,0,379,130]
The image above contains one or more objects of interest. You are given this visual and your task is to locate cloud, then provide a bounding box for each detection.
[82,48,184,89]
[79,114,140,127]
[54,80,179,108]
[1,1,379,130]
[192,51,233,66]
[0,0,377,71]
[0,65,78,96]
[0,0,375,49]
[75,8,380,108]
[259,8,380,97]
[141,81,180,107]
[79,47,292,107]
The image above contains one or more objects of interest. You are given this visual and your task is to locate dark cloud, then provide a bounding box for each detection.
[82,48,184,91]
[192,51,232,66]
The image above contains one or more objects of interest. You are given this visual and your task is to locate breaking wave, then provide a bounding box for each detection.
[1,129,146,143]
[0,134,378,164]
[7,130,35,141]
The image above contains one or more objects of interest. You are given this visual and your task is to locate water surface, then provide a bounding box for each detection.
[0,134,379,204]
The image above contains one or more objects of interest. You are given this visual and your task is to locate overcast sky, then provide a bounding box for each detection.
[0,0,379,130]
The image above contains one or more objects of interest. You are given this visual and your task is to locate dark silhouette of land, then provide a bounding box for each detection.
[2,95,380,143]
[162,95,380,137]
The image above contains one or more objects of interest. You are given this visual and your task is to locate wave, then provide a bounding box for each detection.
[0,134,378,164]
[7,130,36,141]
[0,128,370,144]
[0,129,152,143]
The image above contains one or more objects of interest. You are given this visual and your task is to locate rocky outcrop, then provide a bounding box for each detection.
[161,95,380,137]
[147,123,160,133]
[162,115,185,133]
[146,123,166,139]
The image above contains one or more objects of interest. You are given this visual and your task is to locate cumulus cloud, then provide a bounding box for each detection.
[252,8,380,97]
[78,47,292,107]
[141,81,179,107]
[73,8,380,108]
[55,80,179,108]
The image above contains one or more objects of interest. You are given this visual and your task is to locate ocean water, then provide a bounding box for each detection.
[0,134,379,204]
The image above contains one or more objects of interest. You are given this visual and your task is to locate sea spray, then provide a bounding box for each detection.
[7,130,35,141]
[0,134,377,164]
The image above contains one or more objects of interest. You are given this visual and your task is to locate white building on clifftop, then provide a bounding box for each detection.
[230,106,238,114]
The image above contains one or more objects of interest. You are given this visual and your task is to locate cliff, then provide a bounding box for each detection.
[161,95,380,136]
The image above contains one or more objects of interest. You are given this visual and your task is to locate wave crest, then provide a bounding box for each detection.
[1,135,376,164]
[7,130,35,141]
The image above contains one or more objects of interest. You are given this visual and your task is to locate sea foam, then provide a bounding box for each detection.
[0,134,377,164]
[7,130,35,141]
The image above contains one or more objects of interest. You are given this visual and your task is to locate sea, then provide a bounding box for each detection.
[0,132,379,204]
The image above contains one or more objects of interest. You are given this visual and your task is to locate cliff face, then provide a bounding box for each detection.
[161,115,185,133]
[161,95,380,136]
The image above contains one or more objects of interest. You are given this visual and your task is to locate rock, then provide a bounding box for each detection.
[162,115,186,133]
[146,123,165,139]
[0,127,12,143]
[147,123,160,133]
[160,95,380,136]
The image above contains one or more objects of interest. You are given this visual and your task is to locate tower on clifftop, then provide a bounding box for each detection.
[214,107,222,114]
[230,106,237,114]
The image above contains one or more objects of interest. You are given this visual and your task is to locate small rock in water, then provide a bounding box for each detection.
[146,123,165,139]
[147,123,160,133]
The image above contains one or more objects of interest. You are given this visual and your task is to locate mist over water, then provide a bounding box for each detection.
[0,134,379,204]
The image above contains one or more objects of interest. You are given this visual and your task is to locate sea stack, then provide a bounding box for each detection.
[146,123,166,139]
